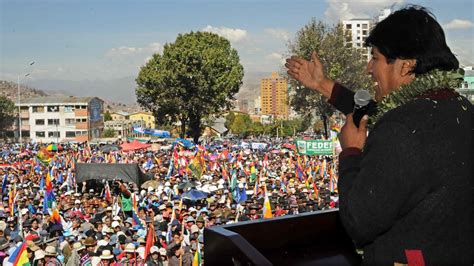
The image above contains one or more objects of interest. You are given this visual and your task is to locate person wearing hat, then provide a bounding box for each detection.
[146,245,163,266]
[248,205,260,220]
[83,236,98,257]
[26,240,40,265]
[119,243,137,265]
[44,246,61,265]
[0,238,10,264]
[98,249,116,266]
[32,249,45,266]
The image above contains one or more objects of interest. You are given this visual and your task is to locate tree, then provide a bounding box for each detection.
[224,111,236,132]
[104,110,112,122]
[287,19,372,138]
[136,31,244,143]
[231,113,252,136]
[0,96,15,138]
[249,121,264,136]
[102,128,115,138]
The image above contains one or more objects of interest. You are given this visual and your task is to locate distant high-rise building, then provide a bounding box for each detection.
[342,18,372,61]
[254,96,261,114]
[260,72,288,118]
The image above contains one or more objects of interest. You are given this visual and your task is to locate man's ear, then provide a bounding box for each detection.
[400,59,417,76]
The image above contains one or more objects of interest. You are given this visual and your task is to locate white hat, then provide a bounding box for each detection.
[165,182,171,187]
[75,200,81,204]
[136,246,145,259]
[218,179,225,185]
[111,221,120,228]
[44,245,57,256]
[159,247,166,256]
[150,246,159,254]
[34,250,45,261]
[106,207,113,211]
[100,249,114,260]
[20,209,28,215]
[97,240,108,247]
[124,243,135,253]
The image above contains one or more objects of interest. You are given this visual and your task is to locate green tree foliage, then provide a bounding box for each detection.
[0,96,15,138]
[287,19,372,137]
[224,111,235,130]
[102,128,116,138]
[136,31,244,143]
[231,113,252,136]
[104,110,112,122]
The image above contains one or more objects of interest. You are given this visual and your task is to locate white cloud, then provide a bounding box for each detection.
[265,52,286,65]
[324,0,404,22]
[264,28,290,41]
[444,19,474,30]
[105,42,163,58]
[201,25,248,43]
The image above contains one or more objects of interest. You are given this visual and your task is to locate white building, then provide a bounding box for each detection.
[342,18,372,61]
[17,96,104,143]
[253,96,261,114]
[104,119,145,139]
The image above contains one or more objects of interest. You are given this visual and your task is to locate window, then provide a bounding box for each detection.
[48,131,60,138]
[75,105,87,109]
[65,119,76,125]
[65,131,76,137]
[48,119,60,125]
[35,119,45,125]
[64,106,74,112]
[357,24,360,27]
[76,118,87,123]
[32,106,44,113]
[36,131,45,137]
[362,24,368,29]
[362,30,368,35]
[47,106,59,112]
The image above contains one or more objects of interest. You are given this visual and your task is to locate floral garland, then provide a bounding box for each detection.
[369,69,464,125]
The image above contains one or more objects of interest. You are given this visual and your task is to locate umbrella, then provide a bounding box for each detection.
[100,144,120,153]
[177,181,198,190]
[181,189,207,201]
[141,179,160,190]
[46,144,63,152]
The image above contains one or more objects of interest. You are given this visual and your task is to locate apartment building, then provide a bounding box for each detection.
[342,18,372,61]
[17,96,104,143]
[260,72,289,119]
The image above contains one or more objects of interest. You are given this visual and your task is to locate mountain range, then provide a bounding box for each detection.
[22,71,272,104]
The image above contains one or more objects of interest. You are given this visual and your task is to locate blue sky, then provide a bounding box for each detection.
[1,0,473,83]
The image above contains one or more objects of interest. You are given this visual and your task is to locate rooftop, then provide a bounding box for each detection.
[18,96,101,105]
[112,111,130,116]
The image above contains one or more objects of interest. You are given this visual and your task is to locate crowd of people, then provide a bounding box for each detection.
[0,137,340,265]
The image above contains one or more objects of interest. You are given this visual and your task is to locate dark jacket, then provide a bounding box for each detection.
[331,83,473,265]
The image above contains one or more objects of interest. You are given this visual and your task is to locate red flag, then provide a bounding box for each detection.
[144,223,156,259]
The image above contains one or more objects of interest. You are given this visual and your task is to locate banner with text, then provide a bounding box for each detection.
[296,140,334,156]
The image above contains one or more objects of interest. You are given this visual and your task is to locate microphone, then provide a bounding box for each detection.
[353,90,371,128]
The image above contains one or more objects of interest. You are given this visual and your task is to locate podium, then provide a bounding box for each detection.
[204,209,361,265]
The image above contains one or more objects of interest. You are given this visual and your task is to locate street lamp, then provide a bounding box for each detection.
[18,60,35,146]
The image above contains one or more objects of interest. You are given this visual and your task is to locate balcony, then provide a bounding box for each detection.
[75,122,88,129]
[20,125,30,131]
[204,209,360,266]
[20,112,29,118]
